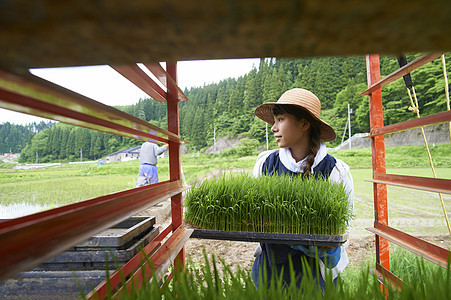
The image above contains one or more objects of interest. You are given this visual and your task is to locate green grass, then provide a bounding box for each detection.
[349,167,451,237]
[331,144,451,168]
[102,250,451,300]
[185,173,352,235]
[3,148,451,297]
[0,154,257,215]
[0,175,137,207]
[2,148,449,236]
[389,245,448,283]
[0,161,141,209]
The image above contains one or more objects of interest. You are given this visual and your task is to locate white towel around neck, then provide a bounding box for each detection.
[278,142,327,174]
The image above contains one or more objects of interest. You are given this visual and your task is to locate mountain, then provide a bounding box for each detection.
[3,54,450,162]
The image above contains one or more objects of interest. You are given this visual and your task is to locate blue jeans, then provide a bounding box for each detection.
[136,164,159,187]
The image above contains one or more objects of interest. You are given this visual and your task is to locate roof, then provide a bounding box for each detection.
[1,0,450,73]
[106,146,141,157]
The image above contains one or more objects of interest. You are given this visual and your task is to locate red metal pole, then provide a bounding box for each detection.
[366,54,390,270]
[166,62,185,267]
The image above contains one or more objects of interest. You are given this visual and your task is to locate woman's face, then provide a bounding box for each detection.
[271,113,310,149]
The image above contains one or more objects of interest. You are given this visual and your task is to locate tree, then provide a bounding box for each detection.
[243,68,262,115]
[228,89,243,116]
[190,107,206,150]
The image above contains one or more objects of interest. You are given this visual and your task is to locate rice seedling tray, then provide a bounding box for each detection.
[76,216,156,248]
[191,229,348,247]
[35,226,160,271]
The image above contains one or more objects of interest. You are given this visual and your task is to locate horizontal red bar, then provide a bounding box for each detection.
[367,172,451,195]
[367,222,451,268]
[371,263,404,290]
[361,53,443,96]
[87,224,174,299]
[144,64,189,102]
[0,180,188,281]
[111,65,167,103]
[0,180,167,230]
[109,227,192,299]
[0,88,169,144]
[0,70,185,144]
[367,110,451,137]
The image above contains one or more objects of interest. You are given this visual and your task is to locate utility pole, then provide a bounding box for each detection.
[266,123,269,150]
[341,120,348,146]
[348,103,352,149]
[80,148,83,162]
[213,128,216,153]
[35,151,38,164]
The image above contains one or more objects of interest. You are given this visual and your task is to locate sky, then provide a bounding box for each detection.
[0,58,260,125]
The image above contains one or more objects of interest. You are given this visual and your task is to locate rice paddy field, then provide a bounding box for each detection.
[0,154,258,218]
[1,145,449,239]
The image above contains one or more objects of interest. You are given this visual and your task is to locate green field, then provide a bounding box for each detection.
[2,146,450,291]
[1,145,450,239]
[349,168,451,237]
[0,155,257,217]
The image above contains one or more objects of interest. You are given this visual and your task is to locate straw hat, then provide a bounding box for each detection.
[254,88,337,141]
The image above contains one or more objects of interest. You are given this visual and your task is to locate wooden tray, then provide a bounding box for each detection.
[191,229,348,247]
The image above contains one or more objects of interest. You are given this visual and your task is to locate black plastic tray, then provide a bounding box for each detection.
[37,226,160,271]
[191,229,348,247]
[76,216,156,248]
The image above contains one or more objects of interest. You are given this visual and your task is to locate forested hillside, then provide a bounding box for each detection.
[3,54,450,162]
[0,121,53,154]
[179,54,451,150]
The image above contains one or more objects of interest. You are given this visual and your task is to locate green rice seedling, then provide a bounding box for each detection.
[389,245,449,283]
[99,250,451,300]
[184,173,353,235]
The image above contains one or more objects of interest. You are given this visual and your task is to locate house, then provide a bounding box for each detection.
[105,145,166,163]
[1,153,20,160]
[105,146,141,163]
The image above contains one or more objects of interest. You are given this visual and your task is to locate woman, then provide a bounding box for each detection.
[251,88,354,289]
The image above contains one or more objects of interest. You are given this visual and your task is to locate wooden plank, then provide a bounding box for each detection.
[361,53,443,96]
[366,173,451,195]
[367,223,451,268]
[0,180,188,281]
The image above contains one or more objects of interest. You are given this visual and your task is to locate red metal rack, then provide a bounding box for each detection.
[362,53,451,286]
[2,53,451,297]
[0,63,192,298]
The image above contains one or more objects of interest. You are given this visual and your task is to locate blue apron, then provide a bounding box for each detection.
[252,151,336,289]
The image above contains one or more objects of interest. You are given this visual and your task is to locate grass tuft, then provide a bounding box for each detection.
[184,173,353,235]
[100,250,451,299]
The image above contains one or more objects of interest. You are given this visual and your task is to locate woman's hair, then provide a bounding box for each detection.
[273,104,321,178]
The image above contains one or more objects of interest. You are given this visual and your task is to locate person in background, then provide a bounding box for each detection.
[251,88,354,290]
[136,140,167,187]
